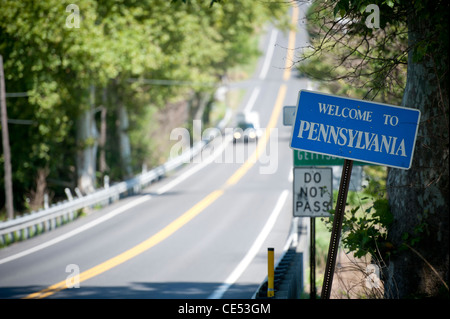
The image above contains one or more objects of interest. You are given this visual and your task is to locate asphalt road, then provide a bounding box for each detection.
[0,3,312,299]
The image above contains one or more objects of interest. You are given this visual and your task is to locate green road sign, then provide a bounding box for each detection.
[293,150,369,166]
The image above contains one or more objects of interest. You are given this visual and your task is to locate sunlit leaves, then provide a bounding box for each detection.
[1,0,288,211]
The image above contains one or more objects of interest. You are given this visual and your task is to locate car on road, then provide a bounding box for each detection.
[233,112,261,143]
[233,122,259,143]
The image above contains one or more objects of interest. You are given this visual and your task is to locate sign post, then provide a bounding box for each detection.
[310,217,316,299]
[292,166,332,298]
[321,159,353,299]
[289,90,420,299]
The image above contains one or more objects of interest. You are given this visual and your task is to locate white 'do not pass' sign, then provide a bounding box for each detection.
[293,167,333,217]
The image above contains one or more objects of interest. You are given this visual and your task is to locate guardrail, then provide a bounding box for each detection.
[0,109,232,247]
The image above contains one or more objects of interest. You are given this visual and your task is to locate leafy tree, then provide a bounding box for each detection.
[0,0,289,215]
[299,0,448,298]
[0,0,100,209]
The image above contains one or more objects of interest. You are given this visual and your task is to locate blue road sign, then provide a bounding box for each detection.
[290,90,420,169]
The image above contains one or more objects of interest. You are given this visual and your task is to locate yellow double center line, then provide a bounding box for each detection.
[25,6,297,299]
[25,85,286,299]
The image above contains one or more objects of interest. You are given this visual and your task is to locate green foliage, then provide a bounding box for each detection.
[325,163,437,264]
[0,0,289,213]
[324,166,393,260]
[340,197,393,259]
[298,0,408,104]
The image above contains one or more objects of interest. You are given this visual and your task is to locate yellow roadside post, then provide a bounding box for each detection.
[267,247,274,298]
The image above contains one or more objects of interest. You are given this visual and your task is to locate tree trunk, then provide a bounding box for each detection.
[188,91,213,145]
[29,167,49,211]
[76,85,98,194]
[384,4,449,298]
[0,55,14,219]
[98,88,108,175]
[116,96,132,179]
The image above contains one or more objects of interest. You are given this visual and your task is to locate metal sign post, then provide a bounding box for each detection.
[320,159,353,299]
[310,217,316,299]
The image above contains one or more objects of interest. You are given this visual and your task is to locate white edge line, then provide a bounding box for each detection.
[0,195,152,265]
[240,28,278,114]
[243,87,260,113]
[156,135,231,195]
[0,136,232,265]
[208,189,289,299]
[259,29,278,80]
